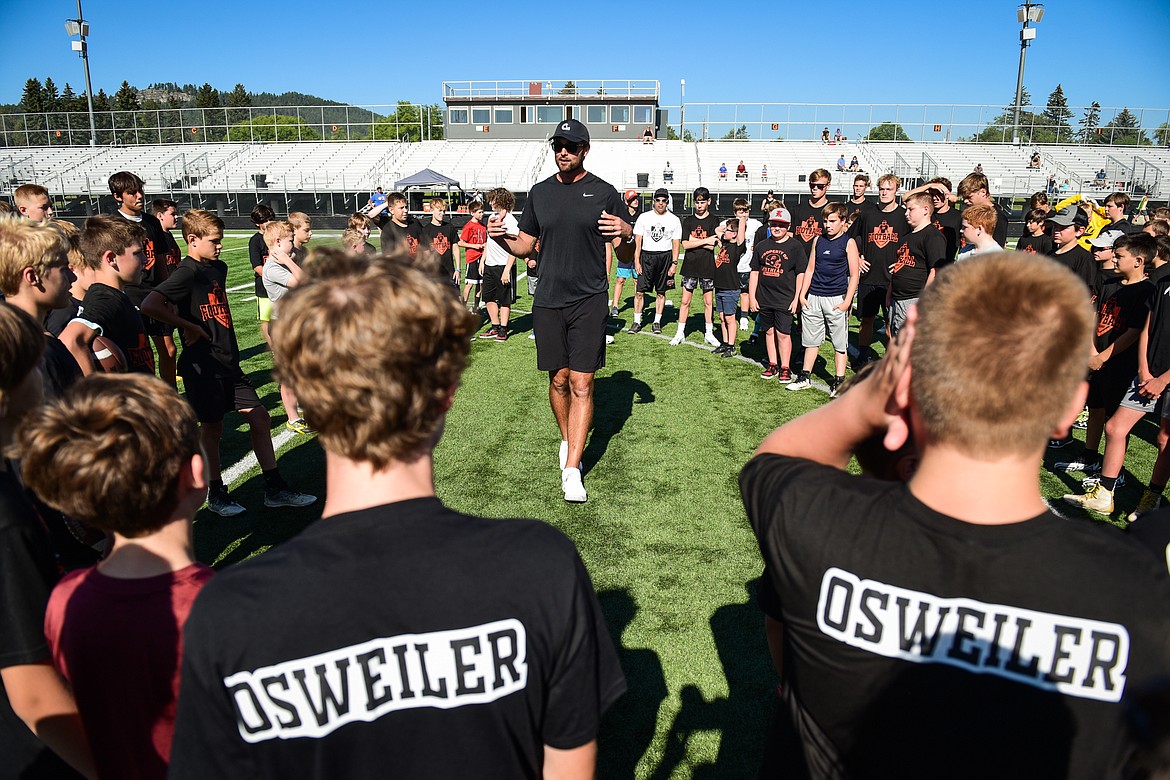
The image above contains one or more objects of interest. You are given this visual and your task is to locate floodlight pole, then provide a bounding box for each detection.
[1012,1,1043,146]
[679,79,685,141]
[65,0,97,146]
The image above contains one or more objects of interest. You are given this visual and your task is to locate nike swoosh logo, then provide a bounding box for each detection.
[583,193,595,198]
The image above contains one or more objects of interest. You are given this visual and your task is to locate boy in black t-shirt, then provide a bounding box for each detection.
[1064,234,1168,517]
[742,252,1170,779]
[903,177,960,266]
[1057,235,1150,493]
[674,187,721,347]
[141,210,316,518]
[887,192,944,337]
[168,249,625,780]
[109,171,176,385]
[1046,205,1095,291]
[713,218,746,355]
[248,204,275,348]
[60,215,155,375]
[378,192,420,255]
[749,208,807,382]
[789,168,831,259]
[419,197,461,285]
[851,174,907,367]
[1016,208,1054,256]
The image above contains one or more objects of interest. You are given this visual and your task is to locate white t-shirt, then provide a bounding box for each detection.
[634,210,683,253]
[483,212,518,267]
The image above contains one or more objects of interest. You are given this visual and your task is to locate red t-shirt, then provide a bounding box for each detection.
[460,219,488,264]
[44,562,213,780]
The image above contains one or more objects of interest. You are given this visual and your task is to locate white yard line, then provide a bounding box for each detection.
[222,427,298,487]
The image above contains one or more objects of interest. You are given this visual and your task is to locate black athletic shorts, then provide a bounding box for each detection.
[857,283,888,319]
[636,250,673,295]
[758,306,794,335]
[141,313,172,337]
[481,264,514,305]
[533,291,608,373]
[182,365,262,424]
[1088,366,1133,414]
[465,259,481,283]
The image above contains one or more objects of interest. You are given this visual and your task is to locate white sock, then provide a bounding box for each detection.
[634,313,642,324]
[705,323,714,335]
[676,323,685,335]
[654,313,662,324]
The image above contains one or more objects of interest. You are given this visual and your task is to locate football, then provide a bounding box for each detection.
[91,336,128,373]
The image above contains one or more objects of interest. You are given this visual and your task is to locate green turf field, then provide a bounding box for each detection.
[188,232,1161,778]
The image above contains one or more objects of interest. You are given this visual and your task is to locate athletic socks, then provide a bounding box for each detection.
[705,324,714,335]
[1100,475,1119,492]
[634,313,643,325]
[653,313,662,324]
[1151,483,1166,496]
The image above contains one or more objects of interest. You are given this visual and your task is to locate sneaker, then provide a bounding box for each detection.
[528,332,536,340]
[747,334,759,345]
[1061,483,1114,514]
[562,467,587,503]
[760,364,779,380]
[652,322,662,335]
[669,331,685,346]
[206,488,245,517]
[605,334,615,344]
[1047,435,1074,449]
[720,345,735,358]
[629,321,644,334]
[1054,457,1102,474]
[1082,473,1125,491]
[496,328,509,341]
[703,331,720,348]
[787,373,813,391]
[1073,409,1090,430]
[740,316,750,330]
[777,367,793,383]
[610,305,619,317]
[285,418,313,435]
[263,486,317,508]
[1127,489,1164,523]
[479,325,499,339]
[829,378,843,398]
[559,440,569,470]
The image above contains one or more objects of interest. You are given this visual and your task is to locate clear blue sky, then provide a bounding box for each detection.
[1,0,1167,115]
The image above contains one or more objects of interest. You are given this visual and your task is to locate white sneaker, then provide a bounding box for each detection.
[562,467,587,503]
[605,334,615,344]
[703,331,720,347]
[740,316,750,330]
[528,332,536,340]
[559,440,569,470]
[664,299,674,308]
[669,331,685,346]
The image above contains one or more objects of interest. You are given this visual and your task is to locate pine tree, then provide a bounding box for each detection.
[114,80,140,111]
[1005,86,1033,115]
[558,81,577,95]
[1078,102,1101,143]
[21,78,46,112]
[1102,108,1149,146]
[61,83,77,111]
[226,83,250,107]
[93,89,110,112]
[1042,84,1073,142]
[42,77,60,110]
[195,83,219,108]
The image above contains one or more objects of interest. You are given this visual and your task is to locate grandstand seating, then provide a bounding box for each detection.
[3,139,1167,208]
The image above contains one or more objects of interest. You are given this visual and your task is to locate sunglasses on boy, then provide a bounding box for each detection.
[550,139,584,154]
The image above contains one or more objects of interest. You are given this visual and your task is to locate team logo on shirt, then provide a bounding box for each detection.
[869,221,899,249]
[431,233,450,256]
[222,619,529,743]
[407,236,419,255]
[691,225,708,240]
[650,225,666,242]
[759,248,786,278]
[1097,299,1123,338]
[143,238,157,271]
[796,217,821,243]
[129,333,155,372]
[164,247,181,270]
[890,243,915,274]
[1021,243,1037,254]
[199,282,233,328]
[816,567,1130,702]
[715,246,730,268]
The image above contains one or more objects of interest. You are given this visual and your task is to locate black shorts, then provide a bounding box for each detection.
[739,271,751,294]
[1088,367,1133,414]
[481,265,514,305]
[465,259,481,283]
[182,365,262,424]
[533,292,608,374]
[758,306,794,335]
[142,313,172,337]
[636,250,673,295]
[857,283,888,319]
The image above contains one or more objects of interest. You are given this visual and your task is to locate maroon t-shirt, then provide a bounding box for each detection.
[44,563,213,780]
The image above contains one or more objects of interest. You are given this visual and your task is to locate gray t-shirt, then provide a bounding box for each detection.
[262,258,296,315]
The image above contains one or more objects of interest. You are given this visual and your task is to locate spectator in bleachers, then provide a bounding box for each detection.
[719,163,728,180]
[1029,151,1042,169]
[367,186,386,211]
[13,183,53,221]
[761,164,768,181]
[663,161,674,182]
[821,127,830,143]
[836,155,847,172]
[848,155,860,172]
[1060,179,1071,193]
[1095,169,1108,189]
[834,128,843,142]
[1047,174,1058,194]
[642,125,655,144]
[973,163,984,175]
[736,161,747,180]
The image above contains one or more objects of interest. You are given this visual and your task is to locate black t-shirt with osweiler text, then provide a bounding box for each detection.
[740,452,1170,780]
[853,205,908,287]
[751,236,807,311]
[714,240,745,291]
[518,172,625,309]
[152,257,241,378]
[890,226,945,301]
[680,213,719,280]
[76,282,154,373]
[419,220,461,277]
[168,497,626,780]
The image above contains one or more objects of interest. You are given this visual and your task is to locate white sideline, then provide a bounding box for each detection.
[222,427,298,488]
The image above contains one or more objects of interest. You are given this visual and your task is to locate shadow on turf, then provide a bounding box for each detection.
[647,579,774,778]
[583,370,655,476]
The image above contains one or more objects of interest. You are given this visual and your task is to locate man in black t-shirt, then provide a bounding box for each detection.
[109,171,176,385]
[489,119,630,504]
[742,253,1170,779]
[419,197,462,285]
[169,250,625,780]
[789,168,831,259]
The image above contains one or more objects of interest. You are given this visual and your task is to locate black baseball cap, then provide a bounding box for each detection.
[693,187,711,200]
[551,119,590,145]
[654,188,670,200]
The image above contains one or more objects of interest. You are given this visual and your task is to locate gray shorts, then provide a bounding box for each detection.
[890,298,916,339]
[528,275,538,297]
[1118,375,1168,415]
[681,276,715,293]
[801,294,849,351]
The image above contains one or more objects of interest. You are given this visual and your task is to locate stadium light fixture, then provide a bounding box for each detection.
[1012,1,1043,146]
[65,0,97,147]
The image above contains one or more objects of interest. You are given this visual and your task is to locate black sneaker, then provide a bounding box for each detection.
[829,378,844,398]
[610,305,619,317]
[1047,435,1074,449]
[479,325,499,339]
[206,488,245,517]
[652,322,662,335]
[629,321,643,334]
[263,486,317,508]
[747,334,759,345]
